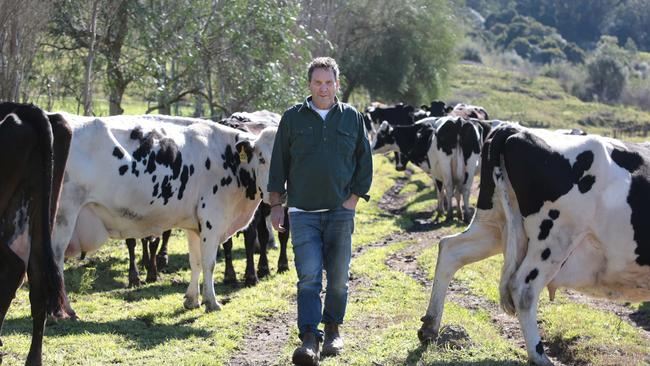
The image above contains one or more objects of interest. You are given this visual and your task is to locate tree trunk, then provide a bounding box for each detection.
[104,0,131,115]
[82,0,100,116]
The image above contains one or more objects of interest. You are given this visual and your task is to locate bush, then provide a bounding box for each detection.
[510,37,532,58]
[563,43,586,64]
[457,42,483,63]
[531,47,566,64]
[586,53,628,102]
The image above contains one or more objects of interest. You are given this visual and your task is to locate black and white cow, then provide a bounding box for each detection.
[366,103,417,171]
[372,116,484,222]
[53,113,276,317]
[0,103,71,366]
[419,123,650,366]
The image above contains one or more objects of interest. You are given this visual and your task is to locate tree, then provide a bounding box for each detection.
[603,0,650,52]
[0,0,52,101]
[300,0,458,105]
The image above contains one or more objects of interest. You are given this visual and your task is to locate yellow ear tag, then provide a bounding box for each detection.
[238,148,248,162]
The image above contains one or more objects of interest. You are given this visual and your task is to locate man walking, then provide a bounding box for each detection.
[268,57,372,366]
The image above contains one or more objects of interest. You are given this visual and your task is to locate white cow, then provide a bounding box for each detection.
[419,123,650,365]
[53,113,276,316]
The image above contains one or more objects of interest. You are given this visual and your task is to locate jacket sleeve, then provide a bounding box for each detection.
[267,112,290,194]
[349,111,373,201]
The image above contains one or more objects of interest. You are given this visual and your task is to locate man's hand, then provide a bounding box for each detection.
[342,194,359,210]
[269,191,286,232]
[270,205,286,233]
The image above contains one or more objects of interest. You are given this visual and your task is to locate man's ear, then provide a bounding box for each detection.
[235,140,254,163]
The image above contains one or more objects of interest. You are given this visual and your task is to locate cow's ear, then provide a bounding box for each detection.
[235,140,254,163]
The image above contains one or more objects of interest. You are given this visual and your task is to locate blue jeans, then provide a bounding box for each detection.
[289,206,355,339]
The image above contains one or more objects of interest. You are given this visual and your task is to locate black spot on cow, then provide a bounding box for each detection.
[132,130,163,161]
[203,238,206,242]
[536,341,544,355]
[611,148,643,173]
[130,126,144,140]
[436,119,461,155]
[578,175,596,193]
[160,176,174,205]
[206,221,212,230]
[198,221,202,233]
[213,185,218,194]
[190,164,194,176]
[152,183,159,197]
[112,147,124,159]
[145,151,157,174]
[239,169,257,200]
[222,144,241,177]
[152,175,157,183]
[541,248,551,260]
[177,165,189,200]
[119,165,128,175]
[156,138,183,179]
[221,176,233,187]
[460,121,481,165]
[538,219,553,240]
[501,131,595,217]
[131,161,140,177]
[548,209,559,220]
[201,203,205,209]
[464,172,469,185]
[608,143,650,266]
[477,141,497,210]
[525,268,539,283]
[205,158,211,170]
[572,150,594,181]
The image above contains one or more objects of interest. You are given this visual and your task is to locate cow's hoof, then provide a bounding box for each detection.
[244,276,259,287]
[223,275,238,285]
[145,273,159,283]
[156,254,168,269]
[204,301,222,312]
[257,266,270,279]
[128,276,142,288]
[528,353,554,366]
[183,296,200,310]
[277,264,289,274]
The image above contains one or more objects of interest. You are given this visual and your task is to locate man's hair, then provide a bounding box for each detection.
[307,57,339,82]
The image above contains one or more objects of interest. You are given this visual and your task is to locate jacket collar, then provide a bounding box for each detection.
[299,96,343,114]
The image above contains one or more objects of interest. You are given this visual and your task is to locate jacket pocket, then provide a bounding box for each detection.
[337,127,356,156]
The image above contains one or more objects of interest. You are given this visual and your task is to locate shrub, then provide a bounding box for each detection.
[457,42,483,63]
[585,53,628,102]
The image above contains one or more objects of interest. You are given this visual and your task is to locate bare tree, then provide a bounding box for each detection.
[82,0,100,115]
[0,0,52,101]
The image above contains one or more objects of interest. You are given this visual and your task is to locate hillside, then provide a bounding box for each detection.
[444,62,650,139]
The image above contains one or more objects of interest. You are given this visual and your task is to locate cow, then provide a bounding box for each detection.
[52,113,276,317]
[449,103,489,120]
[372,116,485,222]
[418,123,650,366]
[366,103,417,171]
[0,103,72,366]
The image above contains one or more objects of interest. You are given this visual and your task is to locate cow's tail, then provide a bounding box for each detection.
[488,125,527,316]
[28,104,66,315]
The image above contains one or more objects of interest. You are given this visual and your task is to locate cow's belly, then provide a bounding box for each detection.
[549,235,650,302]
[85,202,196,240]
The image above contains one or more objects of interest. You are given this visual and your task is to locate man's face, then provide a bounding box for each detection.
[309,67,339,109]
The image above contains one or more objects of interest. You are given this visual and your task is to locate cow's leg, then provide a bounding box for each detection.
[141,238,150,271]
[156,230,171,269]
[243,223,259,286]
[419,218,501,343]
[183,230,201,310]
[125,238,141,288]
[0,248,26,357]
[508,232,583,366]
[442,178,455,221]
[277,207,290,274]
[26,261,47,366]
[145,237,160,283]
[221,238,237,284]
[256,211,271,279]
[453,186,463,221]
[433,179,445,219]
[199,225,223,312]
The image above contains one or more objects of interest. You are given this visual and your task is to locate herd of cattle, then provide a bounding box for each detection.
[1,99,650,366]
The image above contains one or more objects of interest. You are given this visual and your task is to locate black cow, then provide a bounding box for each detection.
[0,103,72,366]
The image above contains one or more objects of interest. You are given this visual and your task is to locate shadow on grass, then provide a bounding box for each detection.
[630,301,650,331]
[4,315,211,350]
[403,340,526,366]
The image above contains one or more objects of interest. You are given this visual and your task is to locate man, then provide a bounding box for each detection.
[268,57,372,366]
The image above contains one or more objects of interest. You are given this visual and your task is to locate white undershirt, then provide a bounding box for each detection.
[288,101,335,213]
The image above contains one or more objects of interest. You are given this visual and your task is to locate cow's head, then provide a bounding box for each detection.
[234,126,277,205]
[371,121,397,154]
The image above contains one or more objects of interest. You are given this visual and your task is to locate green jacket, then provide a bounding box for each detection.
[267,97,373,210]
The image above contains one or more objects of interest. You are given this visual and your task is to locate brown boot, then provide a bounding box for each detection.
[322,323,343,357]
[292,332,320,366]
